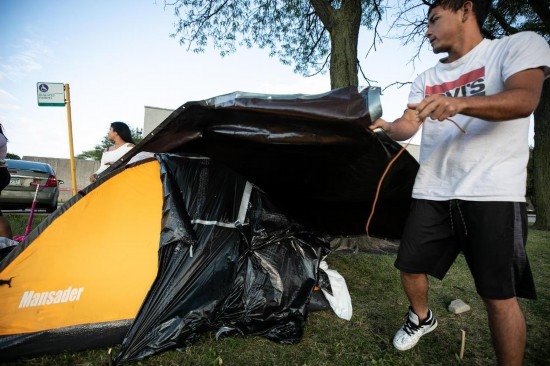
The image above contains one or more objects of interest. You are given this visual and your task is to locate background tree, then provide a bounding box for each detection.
[527,146,534,207]
[164,0,383,89]
[76,127,143,161]
[486,0,550,230]
[6,153,20,160]
[392,0,549,230]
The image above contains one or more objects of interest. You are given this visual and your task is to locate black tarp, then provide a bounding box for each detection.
[113,86,419,239]
[113,154,330,364]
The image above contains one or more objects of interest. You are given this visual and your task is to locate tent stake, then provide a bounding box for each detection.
[460,329,466,360]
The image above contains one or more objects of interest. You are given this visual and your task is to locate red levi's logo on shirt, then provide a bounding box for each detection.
[425,67,486,97]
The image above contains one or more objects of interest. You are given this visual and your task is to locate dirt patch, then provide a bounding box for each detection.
[329,235,399,254]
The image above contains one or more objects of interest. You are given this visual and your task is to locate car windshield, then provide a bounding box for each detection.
[7,160,50,174]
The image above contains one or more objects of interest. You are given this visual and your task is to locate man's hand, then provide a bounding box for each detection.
[408,68,545,123]
[367,110,422,141]
[408,94,463,122]
[369,118,391,132]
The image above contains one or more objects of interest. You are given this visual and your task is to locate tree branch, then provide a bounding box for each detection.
[383,81,412,92]
[365,0,384,56]
[488,7,519,35]
[358,60,377,86]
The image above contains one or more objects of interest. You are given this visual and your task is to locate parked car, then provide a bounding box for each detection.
[0,159,63,213]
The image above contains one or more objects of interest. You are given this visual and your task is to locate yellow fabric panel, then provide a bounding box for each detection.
[0,161,162,335]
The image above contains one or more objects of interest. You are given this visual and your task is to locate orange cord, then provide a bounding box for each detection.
[365,137,413,237]
[446,117,467,134]
[365,117,466,237]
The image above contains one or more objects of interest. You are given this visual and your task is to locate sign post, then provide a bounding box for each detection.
[37,82,77,195]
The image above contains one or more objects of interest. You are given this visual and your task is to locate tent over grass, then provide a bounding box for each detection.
[0,87,418,364]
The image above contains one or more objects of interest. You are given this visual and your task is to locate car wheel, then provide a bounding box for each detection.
[47,202,57,213]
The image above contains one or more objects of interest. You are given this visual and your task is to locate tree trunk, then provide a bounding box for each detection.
[533,78,550,230]
[310,0,361,89]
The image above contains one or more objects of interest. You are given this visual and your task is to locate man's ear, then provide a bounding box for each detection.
[462,1,474,21]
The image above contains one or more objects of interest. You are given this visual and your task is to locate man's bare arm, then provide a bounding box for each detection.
[409,68,545,122]
[369,109,423,141]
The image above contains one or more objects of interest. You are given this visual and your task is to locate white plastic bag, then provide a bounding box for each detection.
[319,260,353,320]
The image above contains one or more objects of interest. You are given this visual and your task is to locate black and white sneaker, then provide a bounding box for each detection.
[393,306,438,351]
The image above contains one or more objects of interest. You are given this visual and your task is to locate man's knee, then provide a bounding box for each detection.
[482,297,523,319]
[401,272,428,282]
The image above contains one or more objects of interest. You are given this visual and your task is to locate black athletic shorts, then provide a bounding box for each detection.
[395,199,536,300]
[0,167,10,216]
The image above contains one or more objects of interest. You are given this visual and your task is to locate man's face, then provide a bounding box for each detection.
[426,6,463,54]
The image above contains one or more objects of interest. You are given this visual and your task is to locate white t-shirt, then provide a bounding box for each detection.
[0,134,7,166]
[409,32,550,202]
[95,143,134,175]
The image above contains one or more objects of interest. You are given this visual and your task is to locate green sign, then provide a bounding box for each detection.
[37,82,65,106]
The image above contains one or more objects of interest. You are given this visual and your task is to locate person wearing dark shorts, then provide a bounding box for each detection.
[0,123,13,238]
[369,0,550,364]
[398,200,536,300]
[0,166,9,191]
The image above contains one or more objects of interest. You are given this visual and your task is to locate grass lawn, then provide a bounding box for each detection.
[2,213,549,365]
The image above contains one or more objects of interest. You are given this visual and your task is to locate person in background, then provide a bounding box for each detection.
[89,122,135,183]
[0,124,13,238]
[369,0,550,364]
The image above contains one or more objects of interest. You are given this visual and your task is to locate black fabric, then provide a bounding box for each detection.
[113,154,330,364]
[107,87,419,239]
[0,167,10,215]
[396,199,536,300]
[0,321,131,362]
[0,167,10,191]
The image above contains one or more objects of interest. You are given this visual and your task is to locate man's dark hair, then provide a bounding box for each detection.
[428,0,491,29]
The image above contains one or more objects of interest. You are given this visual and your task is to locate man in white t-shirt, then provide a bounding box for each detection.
[369,0,550,364]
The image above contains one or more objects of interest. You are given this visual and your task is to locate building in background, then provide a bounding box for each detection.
[144,106,174,137]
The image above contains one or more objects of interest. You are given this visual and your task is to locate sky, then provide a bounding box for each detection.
[0,0,447,159]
